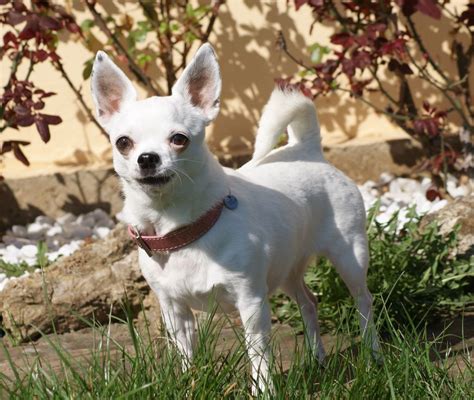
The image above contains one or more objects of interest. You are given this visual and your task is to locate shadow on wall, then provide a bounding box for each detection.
[0,182,43,234]
[207,3,470,156]
[0,169,123,234]
[63,2,469,158]
[211,3,310,156]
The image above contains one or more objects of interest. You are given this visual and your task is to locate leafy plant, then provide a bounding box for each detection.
[272,205,474,333]
[0,0,80,167]
[280,0,474,183]
[0,0,224,170]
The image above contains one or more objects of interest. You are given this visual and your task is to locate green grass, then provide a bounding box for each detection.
[0,206,472,398]
[272,205,474,333]
[0,306,472,399]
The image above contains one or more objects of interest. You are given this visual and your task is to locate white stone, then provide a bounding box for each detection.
[20,244,38,259]
[0,276,11,292]
[35,215,55,226]
[26,222,49,239]
[62,224,93,239]
[90,208,110,221]
[95,227,111,239]
[57,241,82,257]
[76,214,96,228]
[428,199,448,214]
[11,225,27,236]
[448,184,469,198]
[57,213,76,225]
[378,172,394,185]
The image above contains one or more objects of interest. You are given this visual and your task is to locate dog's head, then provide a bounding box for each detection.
[91,44,221,194]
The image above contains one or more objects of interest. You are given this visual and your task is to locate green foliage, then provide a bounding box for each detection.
[307,43,330,64]
[0,306,471,399]
[272,206,474,333]
[127,20,153,51]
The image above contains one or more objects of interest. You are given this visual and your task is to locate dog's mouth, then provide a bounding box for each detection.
[136,173,174,186]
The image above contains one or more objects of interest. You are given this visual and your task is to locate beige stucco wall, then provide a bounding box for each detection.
[1,0,468,179]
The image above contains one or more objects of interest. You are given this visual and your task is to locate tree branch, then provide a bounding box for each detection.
[202,0,225,42]
[84,0,162,96]
[54,60,108,137]
[405,15,451,84]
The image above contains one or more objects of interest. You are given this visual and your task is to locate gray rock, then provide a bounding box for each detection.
[0,223,149,343]
[421,195,474,258]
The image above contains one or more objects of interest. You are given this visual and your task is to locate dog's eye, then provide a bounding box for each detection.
[170,133,189,149]
[116,136,133,154]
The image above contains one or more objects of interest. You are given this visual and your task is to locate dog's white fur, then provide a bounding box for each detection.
[91,44,380,394]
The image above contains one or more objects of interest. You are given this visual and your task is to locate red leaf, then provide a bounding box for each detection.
[422,100,430,112]
[399,63,413,75]
[38,91,56,99]
[16,114,35,127]
[459,4,474,26]
[12,1,27,12]
[426,186,440,201]
[40,114,62,125]
[352,50,371,69]
[0,142,12,154]
[33,101,45,110]
[14,104,29,115]
[18,17,39,40]
[39,15,62,31]
[12,143,30,166]
[48,52,60,62]
[416,0,441,19]
[66,21,81,34]
[35,118,51,142]
[294,0,307,10]
[331,32,354,48]
[425,118,438,136]
[397,0,417,17]
[342,58,356,77]
[3,31,17,46]
[34,49,49,62]
[7,10,26,26]
[434,110,447,119]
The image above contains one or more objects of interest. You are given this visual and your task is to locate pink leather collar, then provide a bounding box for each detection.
[128,201,225,256]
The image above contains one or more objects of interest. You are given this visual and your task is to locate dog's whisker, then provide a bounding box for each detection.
[175,158,205,165]
[170,166,195,185]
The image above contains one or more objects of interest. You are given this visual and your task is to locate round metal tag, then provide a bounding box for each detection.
[223,194,238,210]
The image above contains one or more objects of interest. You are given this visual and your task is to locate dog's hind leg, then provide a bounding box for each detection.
[282,277,326,362]
[324,235,381,360]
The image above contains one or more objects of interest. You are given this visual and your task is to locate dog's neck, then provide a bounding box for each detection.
[121,148,228,235]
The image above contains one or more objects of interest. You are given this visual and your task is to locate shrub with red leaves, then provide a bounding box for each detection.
[0,0,81,167]
[0,0,224,174]
[282,0,473,181]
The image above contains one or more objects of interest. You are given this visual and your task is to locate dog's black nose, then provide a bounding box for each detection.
[137,152,160,169]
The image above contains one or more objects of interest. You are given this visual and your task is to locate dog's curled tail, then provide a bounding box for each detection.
[251,88,321,163]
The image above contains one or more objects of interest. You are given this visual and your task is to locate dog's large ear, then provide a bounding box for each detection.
[172,43,221,123]
[91,51,137,127]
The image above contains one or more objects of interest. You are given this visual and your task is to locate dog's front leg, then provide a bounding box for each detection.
[159,295,195,368]
[238,296,273,396]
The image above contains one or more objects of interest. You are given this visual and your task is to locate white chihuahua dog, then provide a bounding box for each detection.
[91,43,380,394]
